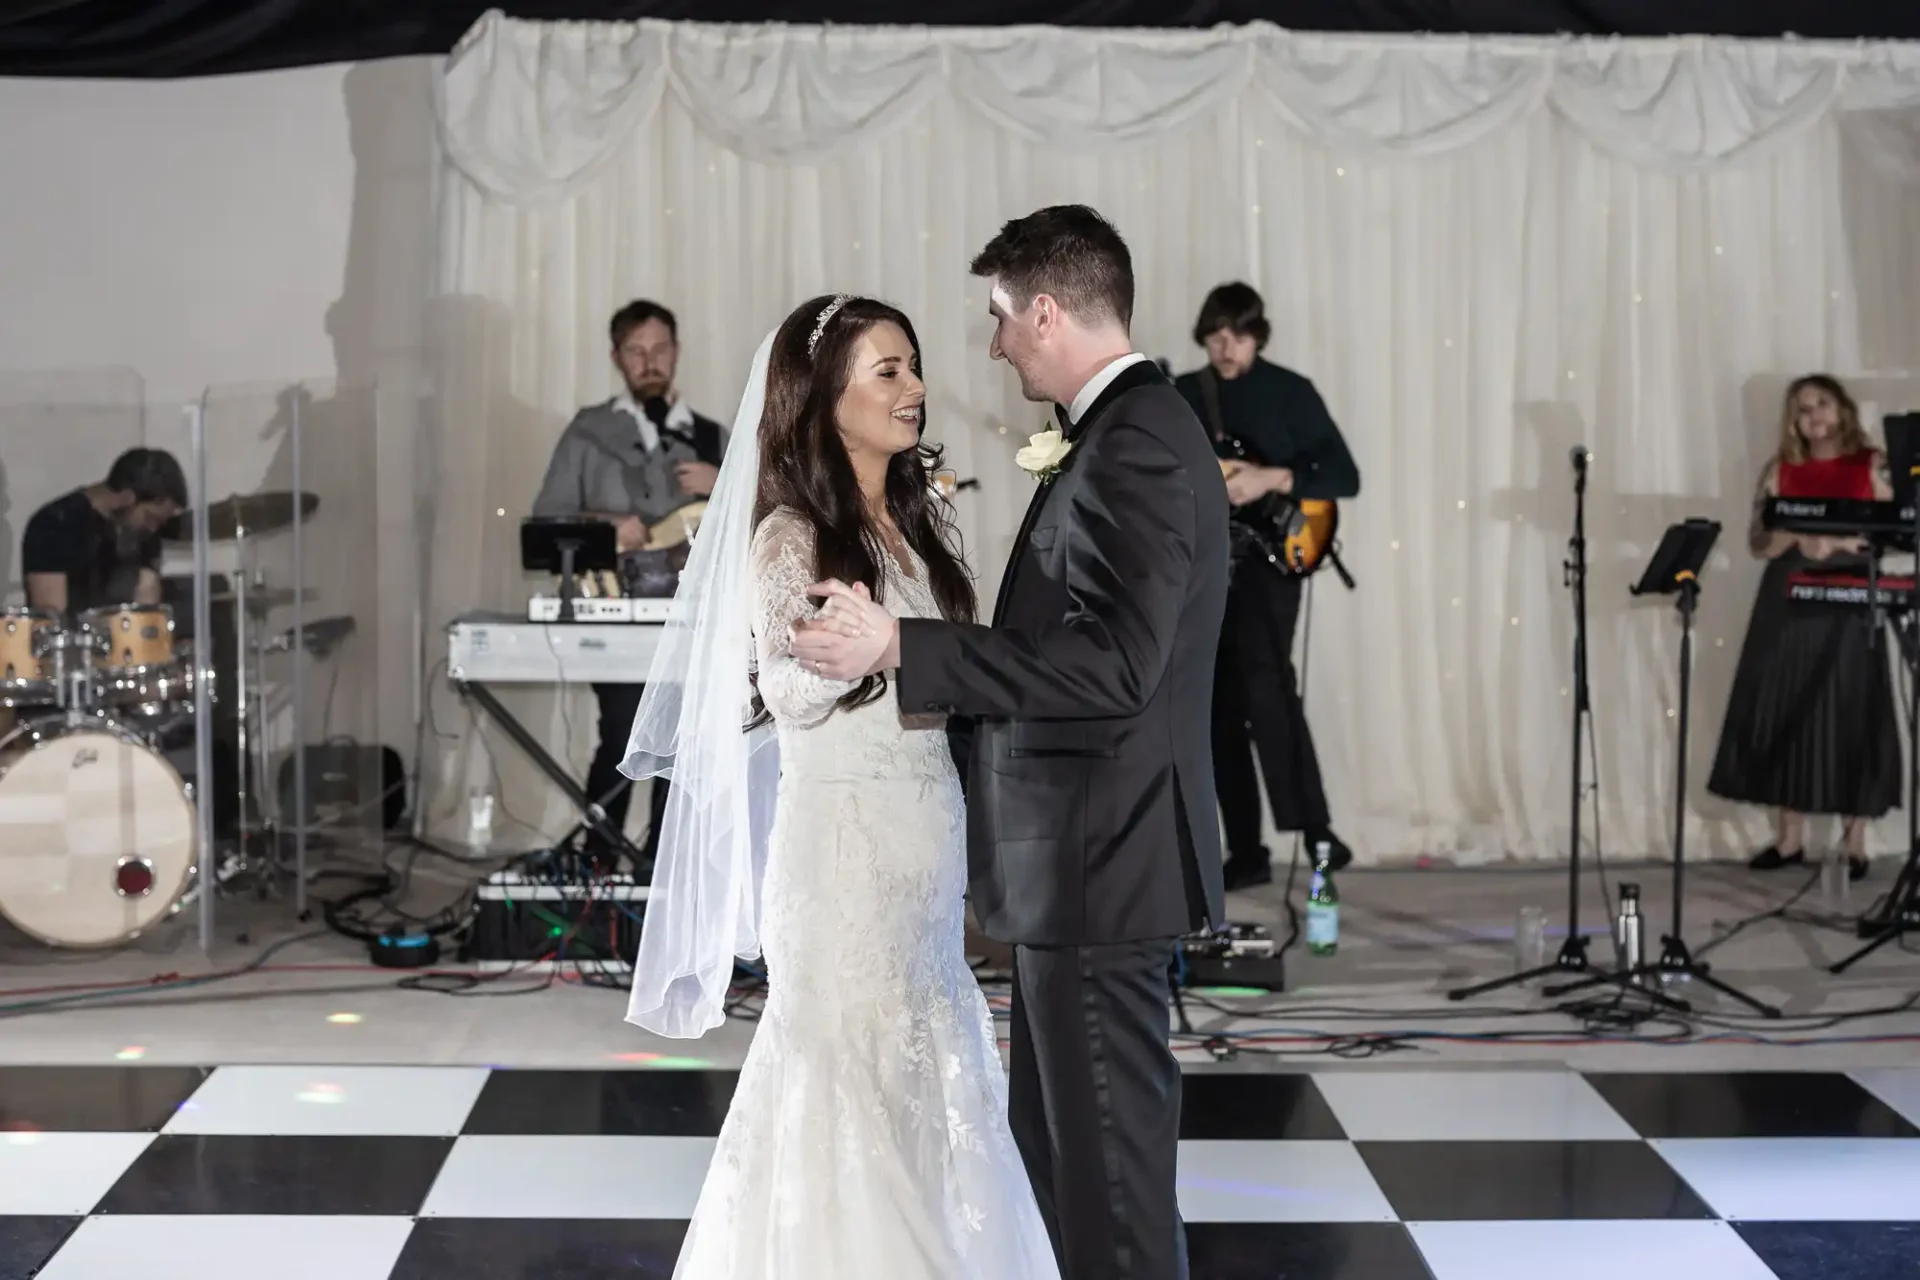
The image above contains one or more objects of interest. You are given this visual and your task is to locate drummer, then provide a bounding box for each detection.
[22,447,187,618]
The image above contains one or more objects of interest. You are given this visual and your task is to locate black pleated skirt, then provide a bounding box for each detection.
[1708,554,1902,817]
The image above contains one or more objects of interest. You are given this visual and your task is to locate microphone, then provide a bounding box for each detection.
[1570,445,1589,471]
[640,395,699,454]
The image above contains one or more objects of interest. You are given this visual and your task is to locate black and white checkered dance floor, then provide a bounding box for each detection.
[4,1064,1919,1278]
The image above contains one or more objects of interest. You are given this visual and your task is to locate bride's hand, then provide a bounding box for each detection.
[790,580,899,679]
[801,579,883,638]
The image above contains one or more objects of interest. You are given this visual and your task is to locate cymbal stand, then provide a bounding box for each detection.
[290,390,307,921]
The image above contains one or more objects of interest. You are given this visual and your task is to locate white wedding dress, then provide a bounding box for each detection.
[671,507,1061,1280]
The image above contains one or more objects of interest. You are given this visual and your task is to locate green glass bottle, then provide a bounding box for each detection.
[1306,840,1339,956]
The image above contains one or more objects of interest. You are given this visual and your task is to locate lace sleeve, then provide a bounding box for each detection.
[751,509,855,727]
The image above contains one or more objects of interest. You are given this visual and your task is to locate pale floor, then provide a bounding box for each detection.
[3,854,1915,1072]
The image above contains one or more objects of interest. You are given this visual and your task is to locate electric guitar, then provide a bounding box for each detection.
[1218,456,1340,577]
[1190,365,1347,581]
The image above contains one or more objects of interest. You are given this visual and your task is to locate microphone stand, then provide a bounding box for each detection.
[1450,447,1646,1003]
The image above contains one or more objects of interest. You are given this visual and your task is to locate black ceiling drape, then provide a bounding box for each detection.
[4,1,1915,78]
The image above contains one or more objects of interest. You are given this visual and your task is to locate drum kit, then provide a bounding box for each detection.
[0,490,338,950]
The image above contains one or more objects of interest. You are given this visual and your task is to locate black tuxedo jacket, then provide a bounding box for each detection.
[897,359,1229,945]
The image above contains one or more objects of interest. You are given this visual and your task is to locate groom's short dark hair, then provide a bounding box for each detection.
[971,205,1133,332]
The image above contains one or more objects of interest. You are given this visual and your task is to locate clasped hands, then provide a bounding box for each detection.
[789,581,899,680]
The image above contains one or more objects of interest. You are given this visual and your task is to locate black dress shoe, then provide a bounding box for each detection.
[1748,845,1806,871]
[1305,829,1354,872]
[1848,854,1870,882]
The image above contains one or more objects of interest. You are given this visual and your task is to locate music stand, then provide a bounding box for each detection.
[1630,519,1779,1016]
[1833,413,1920,972]
[521,518,619,623]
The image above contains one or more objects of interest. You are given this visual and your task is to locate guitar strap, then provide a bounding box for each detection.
[1195,366,1228,443]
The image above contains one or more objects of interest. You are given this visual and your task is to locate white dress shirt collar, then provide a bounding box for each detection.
[1065,352,1150,426]
[612,389,695,453]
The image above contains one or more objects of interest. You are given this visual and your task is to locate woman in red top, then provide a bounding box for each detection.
[1710,374,1899,880]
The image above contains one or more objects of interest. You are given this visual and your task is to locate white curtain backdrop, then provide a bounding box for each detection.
[425,11,1920,865]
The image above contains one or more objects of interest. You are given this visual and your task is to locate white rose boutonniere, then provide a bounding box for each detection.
[1015,428,1072,483]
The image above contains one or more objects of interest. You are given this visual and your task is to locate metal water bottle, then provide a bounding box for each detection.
[1615,883,1645,974]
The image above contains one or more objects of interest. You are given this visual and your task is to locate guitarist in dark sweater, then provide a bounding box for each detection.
[1175,283,1361,888]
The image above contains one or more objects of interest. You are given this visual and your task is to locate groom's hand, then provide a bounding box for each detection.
[789,579,899,679]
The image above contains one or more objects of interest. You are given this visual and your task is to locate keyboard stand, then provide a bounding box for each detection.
[454,677,648,866]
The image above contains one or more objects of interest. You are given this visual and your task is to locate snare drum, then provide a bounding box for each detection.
[80,603,181,706]
[0,722,198,947]
[0,607,59,706]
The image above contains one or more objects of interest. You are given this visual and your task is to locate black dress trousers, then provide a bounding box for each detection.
[1008,938,1188,1280]
[1210,568,1330,856]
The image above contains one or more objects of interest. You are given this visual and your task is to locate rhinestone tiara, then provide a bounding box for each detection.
[807,294,851,358]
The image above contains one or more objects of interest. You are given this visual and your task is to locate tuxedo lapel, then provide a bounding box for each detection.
[991,360,1168,626]
[993,438,1057,625]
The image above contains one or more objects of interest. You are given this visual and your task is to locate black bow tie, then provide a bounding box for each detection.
[1053,403,1072,431]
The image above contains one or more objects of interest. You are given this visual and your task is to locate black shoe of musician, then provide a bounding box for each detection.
[1747,845,1806,871]
[1222,851,1274,891]
[1305,828,1354,873]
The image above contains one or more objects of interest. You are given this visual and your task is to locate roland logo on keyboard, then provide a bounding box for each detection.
[1766,497,1917,527]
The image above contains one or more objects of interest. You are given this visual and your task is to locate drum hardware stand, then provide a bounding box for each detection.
[1449,446,1663,1006]
[1559,521,1780,1017]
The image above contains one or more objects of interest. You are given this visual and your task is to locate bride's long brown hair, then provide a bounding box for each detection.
[748,295,976,726]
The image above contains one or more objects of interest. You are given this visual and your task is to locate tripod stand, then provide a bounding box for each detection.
[1594,521,1779,1017]
[1450,445,1642,1003]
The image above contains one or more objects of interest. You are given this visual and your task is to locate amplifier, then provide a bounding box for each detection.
[277,741,406,831]
[461,871,646,965]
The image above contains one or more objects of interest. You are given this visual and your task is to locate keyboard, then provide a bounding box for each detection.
[447,612,662,684]
[1785,572,1916,609]
[1764,497,1916,535]
[526,596,676,623]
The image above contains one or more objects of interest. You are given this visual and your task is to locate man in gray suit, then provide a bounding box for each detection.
[532,299,727,869]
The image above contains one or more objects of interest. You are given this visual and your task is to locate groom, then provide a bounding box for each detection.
[794,204,1229,1279]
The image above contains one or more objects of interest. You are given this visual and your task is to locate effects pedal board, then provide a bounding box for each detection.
[1178,922,1284,991]
[462,870,647,967]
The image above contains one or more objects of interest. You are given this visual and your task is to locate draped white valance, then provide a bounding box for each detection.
[438,10,1920,202]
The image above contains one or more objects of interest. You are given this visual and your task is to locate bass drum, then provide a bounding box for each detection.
[0,723,198,947]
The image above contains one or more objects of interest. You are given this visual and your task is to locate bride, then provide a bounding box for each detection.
[620,294,1061,1278]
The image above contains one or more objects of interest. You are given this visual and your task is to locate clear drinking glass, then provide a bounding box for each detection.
[1515,905,1549,971]
[1821,854,1852,909]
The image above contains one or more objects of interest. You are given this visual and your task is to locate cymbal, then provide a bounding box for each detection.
[168,492,319,541]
